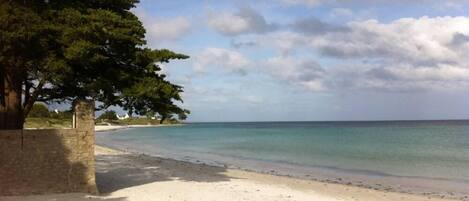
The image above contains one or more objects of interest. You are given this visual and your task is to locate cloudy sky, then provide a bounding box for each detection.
[133,0,469,122]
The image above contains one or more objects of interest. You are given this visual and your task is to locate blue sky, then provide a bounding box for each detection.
[120,0,469,122]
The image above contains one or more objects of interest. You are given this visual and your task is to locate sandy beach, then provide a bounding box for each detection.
[1,140,460,201]
[95,124,182,132]
[3,0,468,200]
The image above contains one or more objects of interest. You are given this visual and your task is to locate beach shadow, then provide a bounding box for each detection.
[95,153,232,194]
[0,194,127,201]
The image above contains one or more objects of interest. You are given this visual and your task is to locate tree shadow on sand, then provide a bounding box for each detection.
[1,194,128,201]
[95,153,233,194]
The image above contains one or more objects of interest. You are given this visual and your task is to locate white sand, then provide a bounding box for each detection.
[1,145,456,201]
[95,124,180,132]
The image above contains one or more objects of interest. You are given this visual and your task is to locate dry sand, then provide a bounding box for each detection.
[1,145,459,201]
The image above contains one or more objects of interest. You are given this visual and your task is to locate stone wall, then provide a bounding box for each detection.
[0,100,98,196]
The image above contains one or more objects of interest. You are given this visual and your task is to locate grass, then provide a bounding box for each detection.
[25,117,72,129]
[25,117,177,129]
[116,118,160,125]
[96,117,171,126]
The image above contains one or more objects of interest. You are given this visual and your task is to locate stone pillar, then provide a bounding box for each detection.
[72,100,98,194]
[73,100,95,131]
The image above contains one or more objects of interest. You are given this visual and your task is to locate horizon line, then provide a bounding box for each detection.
[185,119,469,123]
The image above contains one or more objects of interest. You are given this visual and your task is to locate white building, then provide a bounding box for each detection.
[117,114,130,120]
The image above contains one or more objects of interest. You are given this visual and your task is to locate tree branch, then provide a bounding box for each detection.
[24,79,31,106]
[22,79,45,119]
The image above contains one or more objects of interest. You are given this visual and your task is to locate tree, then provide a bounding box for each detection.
[49,110,73,120]
[28,103,50,118]
[0,1,189,129]
[97,110,118,121]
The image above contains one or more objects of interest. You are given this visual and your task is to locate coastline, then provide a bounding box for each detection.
[2,125,462,201]
[95,124,183,132]
[94,145,464,201]
[93,125,464,201]
[2,144,457,201]
[92,125,469,200]
[92,145,460,201]
[94,124,469,201]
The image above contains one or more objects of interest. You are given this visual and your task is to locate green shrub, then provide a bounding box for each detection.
[49,110,73,119]
[28,103,50,118]
[98,110,118,120]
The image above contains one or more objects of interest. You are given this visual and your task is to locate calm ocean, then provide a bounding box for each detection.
[96,121,469,196]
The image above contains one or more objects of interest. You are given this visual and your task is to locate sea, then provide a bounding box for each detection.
[96,121,469,198]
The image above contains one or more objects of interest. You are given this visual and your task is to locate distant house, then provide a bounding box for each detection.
[117,114,130,120]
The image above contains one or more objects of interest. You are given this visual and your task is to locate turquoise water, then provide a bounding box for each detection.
[97,121,469,194]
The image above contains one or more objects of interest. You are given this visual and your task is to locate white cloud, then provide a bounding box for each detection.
[207,12,249,35]
[194,48,251,74]
[436,1,463,11]
[329,8,375,21]
[280,0,469,9]
[200,96,228,103]
[327,63,469,92]
[330,8,354,18]
[257,32,307,55]
[281,0,322,7]
[313,16,469,91]
[371,64,469,82]
[311,16,469,63]
[183,86,231,104]
[255,16,469,92]
[206,6,276,36]
[263,56,326,91]
[146,17,191,41]
[134,9,191,42]
[240,95,264,104]
[292,16,349,35]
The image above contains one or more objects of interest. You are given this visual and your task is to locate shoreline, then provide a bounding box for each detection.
[95,144,460,201]
[97,145,464,201]
[94,124,183,132]
[96,131,469,201]
[1,143,461,201]
[93,125,468,201]
[96,143,466,201]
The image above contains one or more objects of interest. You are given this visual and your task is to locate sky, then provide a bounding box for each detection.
[126,0,469,122]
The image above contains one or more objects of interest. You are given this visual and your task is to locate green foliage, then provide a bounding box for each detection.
[49,110,73,120]
[28,103,50,118]
[25,118,71,129]
[26,102,73,128]
[0,1,190,127]
[98,110,118,120]
[118,117,160,125]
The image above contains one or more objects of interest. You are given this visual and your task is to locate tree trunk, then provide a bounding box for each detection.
[0,67,24,129]
[159,116,166,124]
